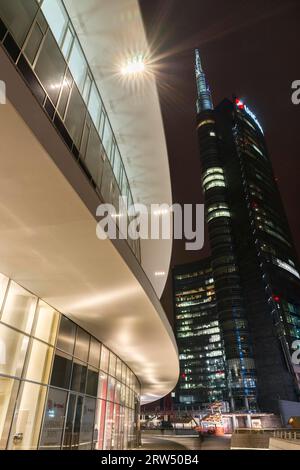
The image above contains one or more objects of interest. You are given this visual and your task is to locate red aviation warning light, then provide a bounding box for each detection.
[235,98,245,110]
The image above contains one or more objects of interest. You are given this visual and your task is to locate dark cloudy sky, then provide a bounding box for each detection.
[140,0,300,322]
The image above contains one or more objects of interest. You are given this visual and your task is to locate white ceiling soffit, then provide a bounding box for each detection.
[0,98,179,404]
[63,0,173,297]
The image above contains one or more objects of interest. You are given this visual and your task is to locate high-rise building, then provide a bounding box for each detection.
[173,259,226,406]
[195,49,300,413]
[0,0,179,450]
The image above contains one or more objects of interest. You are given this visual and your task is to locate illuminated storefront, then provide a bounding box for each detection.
[0,272,140,450]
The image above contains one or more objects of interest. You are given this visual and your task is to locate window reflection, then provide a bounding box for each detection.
[73,328,89,363]
[8,381,47,450]
[23,339,53,384]
[1,281,37,334]
[39,387,68,450]
[0,323,29,378]
[0,377,19,450]
[51,350,72,390]
[56,316,76,354]
[33,300,59,345]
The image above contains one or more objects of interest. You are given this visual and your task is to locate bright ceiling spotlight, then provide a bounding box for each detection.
[121,55,146,76]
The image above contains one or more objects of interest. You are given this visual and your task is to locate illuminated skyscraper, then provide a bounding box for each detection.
[174,259,226,406]
[195,49,300,413]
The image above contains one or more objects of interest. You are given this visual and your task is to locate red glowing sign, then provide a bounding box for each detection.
[273,295,280,303]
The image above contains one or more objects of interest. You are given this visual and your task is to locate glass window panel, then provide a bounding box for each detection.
[120,384,126,406]
[0,377,19,450]
[107,376,115,403]
[56,316,76,354]
[80,117,91,159]
[0,0,39,47]
[68,39,87,92]
[23,339,53,384]
[88,83,101,129]
[94,399,106,450]
[82,73,92,104]
[114,381,121,404]
[109,352,116,377]
[1,281,37,334]
[74,328,89,362]
[61,27,74,59]
[103,401,114,450]
[97,371,107,400]
[72,395,83,450]
[86,367,98,397]
[24,21,44,65]
[8,381,47,450]
[102,117,113,160]
[121,363,127,384]
[79,397,96,450]
[39,387,68,450]
[100,345,109,372]
[85,123,103,185]
[88,337,100,369]
[50,350,72,389]
[71,359,87,394]
[41,0,68,46]
[34,30,67,105]
[33,300,59,345]
[116,358,122,381]
[64,84,86,148]
[57,69,72,118]
[0,323,29,377]
[112,403,120,450]
[0,273,9,310]
[62,393,76,450]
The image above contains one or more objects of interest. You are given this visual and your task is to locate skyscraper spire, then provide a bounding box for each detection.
[195,49,213,113]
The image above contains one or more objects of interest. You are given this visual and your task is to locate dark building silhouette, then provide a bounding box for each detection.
[193,49,300,413]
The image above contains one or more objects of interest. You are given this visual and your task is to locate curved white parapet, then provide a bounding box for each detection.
[64,0,172,298]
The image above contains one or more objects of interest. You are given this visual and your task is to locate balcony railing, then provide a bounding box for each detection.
[0,0,140,261]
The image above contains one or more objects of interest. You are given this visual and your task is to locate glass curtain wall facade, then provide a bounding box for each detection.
[174,260,226,406]
[195,50,300,413]
[0,272,140,450]
[0,0,140,260]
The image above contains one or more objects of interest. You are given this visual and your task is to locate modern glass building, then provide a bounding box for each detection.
[195,49,300,413]
[0,0,179,450]
[173,259,226,406]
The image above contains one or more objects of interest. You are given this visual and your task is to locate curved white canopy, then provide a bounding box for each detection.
[64,0,173,297]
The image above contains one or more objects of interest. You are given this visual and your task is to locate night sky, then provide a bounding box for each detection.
[140,0,300,323]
